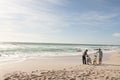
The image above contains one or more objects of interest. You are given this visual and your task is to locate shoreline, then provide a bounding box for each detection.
[1,52,120,80]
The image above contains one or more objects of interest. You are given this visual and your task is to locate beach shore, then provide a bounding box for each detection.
[1,52,120,80]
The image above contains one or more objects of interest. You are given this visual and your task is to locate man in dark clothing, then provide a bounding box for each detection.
[82,49,88,64]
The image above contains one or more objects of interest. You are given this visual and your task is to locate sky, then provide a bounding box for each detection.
[0,0,120,44]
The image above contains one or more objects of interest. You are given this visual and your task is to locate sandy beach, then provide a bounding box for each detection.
[1,52,120,80]
[0,0,120,79]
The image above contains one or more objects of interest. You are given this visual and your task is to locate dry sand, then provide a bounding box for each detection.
[1,53,120,80]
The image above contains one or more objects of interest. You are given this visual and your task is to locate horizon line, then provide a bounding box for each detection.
[0,41,120,46]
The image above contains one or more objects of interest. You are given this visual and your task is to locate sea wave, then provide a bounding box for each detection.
[0,42,120,64]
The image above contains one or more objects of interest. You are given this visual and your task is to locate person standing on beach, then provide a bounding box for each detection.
[97,48,103,65]
[82,49,88,64]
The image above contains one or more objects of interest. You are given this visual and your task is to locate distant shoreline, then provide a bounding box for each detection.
[0,41,120,46]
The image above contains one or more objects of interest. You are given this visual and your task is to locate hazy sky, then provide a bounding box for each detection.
[0,0,120,44]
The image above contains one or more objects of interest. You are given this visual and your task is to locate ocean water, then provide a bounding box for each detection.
[0,42,120,64]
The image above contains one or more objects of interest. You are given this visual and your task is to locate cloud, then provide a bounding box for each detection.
[0,31,71,43]
[0,0,70,42]
[0,0,119,33]
[0,0,120,43]
[0,0,68,34]
[112,33,120,37]
[68,12,120,27]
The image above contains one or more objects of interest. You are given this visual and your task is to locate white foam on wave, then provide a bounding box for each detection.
[0,43,120,65]
[0,53,26,65]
